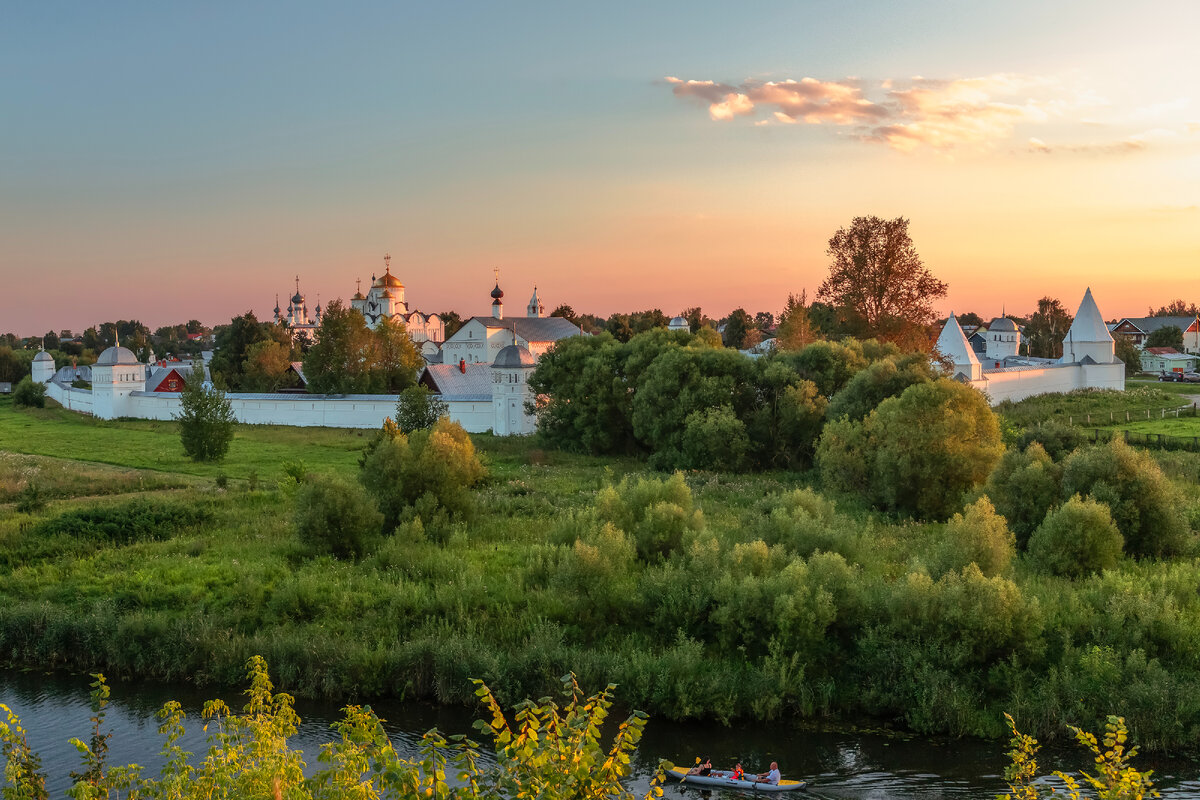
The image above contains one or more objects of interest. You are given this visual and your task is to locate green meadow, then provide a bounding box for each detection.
[5,395,1200,751]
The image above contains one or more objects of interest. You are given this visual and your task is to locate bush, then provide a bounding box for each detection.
[680,405,749,471]
[1029,495,1123,578]
[1015,420,1084,462]
[394,385,447,433]
[359,417,484,529]
[982,442,1062,549]
[934,496,1015,577]
[594,472,704,562]
[1061,437,1187,558]
[175,371,236,462]
[34,497,209,544]
[819,378,1003,521]
[15,482,46,513]
[12,377,45,408]
[294,474,385,559]
[825,354,936,422]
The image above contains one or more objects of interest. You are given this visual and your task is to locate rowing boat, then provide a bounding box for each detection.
[666,766,807,792]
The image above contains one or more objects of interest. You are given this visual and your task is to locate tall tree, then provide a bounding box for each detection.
[776,291,820,351]
[371,316,424,392]
[549,304,576,323]
[303,300,375,394]
[1149,300,1200,317]
[817,216,947,347]
[438,310,464,339]
[680,307,706,334]
[242,339,294,392]
[722,308,753,349]
[1024,297,1073,359]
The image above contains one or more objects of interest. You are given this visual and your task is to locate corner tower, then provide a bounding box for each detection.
[1060,288,1116,364]
[936,313,983,381]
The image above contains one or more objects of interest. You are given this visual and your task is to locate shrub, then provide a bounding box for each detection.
[594,472,703,562]
[825,354,937,422]
[814,416,872,499]
[934,496,1015,577]
[680,405,750,471]
[1029,495,1123,578]
[294,474,385,559]
[1015,420,1084,462]
[819,378,1003,521]
[34,497,209,544]
[394,385,447,433]
[12,377,46,408]
[359,417,484,529]
[982,442,1062,549]
[15,482,46,513]
[1061,437,1187,558]
[175,371,236,462]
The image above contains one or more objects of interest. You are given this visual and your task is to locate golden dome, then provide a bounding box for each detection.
[373,267,404,289]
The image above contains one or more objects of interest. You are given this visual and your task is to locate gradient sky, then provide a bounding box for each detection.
[3,1,1199,336]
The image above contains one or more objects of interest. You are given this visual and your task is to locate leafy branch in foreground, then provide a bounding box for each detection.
[998,713,1158,800]
[0,657,664,800]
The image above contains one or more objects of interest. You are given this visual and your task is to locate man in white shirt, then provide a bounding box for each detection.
[757,761,781,784]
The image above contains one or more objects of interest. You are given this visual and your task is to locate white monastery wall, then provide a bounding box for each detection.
[49,387,495,433]
[972,361,1124,405]
[46,382,94,415]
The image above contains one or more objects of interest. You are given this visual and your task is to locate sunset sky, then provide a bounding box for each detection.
[3,1,1199,335]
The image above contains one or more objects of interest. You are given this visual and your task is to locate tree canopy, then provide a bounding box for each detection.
[1024,297,1073,359]
[1145,325,1184,351]
[817,216,947,349]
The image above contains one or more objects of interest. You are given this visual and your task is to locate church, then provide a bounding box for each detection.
[274,254,447,348]
[418,278,583,435]
[937,288,1125,405]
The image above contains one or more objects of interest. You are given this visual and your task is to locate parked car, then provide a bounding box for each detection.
[1183,373,1200,383]
[1159,372,1185,382]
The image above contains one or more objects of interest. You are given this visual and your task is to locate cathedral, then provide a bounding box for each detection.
[349,254,445,344]
[274,254,446,345]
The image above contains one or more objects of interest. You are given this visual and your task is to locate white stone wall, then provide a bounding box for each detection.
[48,385,495,433]
[972,361,1125,405]
[45,382,94,415]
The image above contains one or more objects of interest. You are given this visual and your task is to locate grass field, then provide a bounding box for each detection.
[5,395,1200,749]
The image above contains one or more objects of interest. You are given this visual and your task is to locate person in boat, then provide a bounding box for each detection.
[731,762,745,780]
[687,757,713,776]
[756,761,781,784]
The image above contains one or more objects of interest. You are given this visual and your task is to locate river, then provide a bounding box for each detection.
[3,668,1198,798]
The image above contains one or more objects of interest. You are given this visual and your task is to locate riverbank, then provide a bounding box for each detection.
[4,396,1200,751]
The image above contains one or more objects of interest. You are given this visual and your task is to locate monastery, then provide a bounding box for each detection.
[936,288,1125,404]
[42,266,581,435]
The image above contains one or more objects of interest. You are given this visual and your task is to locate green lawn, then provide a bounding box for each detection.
[1126,377,1200,396]
[0,397,366,481]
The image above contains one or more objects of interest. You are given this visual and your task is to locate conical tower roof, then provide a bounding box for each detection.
[936,313,981,369]
[1064,287,1113,343]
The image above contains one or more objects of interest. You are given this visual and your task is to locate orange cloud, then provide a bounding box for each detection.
[664,72,1157,154]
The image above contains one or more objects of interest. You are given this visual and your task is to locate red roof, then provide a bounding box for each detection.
[1146,347,1184,355]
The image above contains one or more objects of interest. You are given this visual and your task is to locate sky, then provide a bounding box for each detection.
[2,1,1199,336]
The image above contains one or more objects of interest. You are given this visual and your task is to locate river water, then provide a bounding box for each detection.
[3,669,1198,798]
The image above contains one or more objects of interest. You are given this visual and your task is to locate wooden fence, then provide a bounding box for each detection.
[1079,426,1200,452]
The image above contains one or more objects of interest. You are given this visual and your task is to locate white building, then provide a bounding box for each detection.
[31,349,55,383]
[937,288,1125,405]
[349,254,445,344]
[491,344,538,436]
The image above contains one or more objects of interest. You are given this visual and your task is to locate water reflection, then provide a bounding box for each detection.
[2,669,1198,799]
